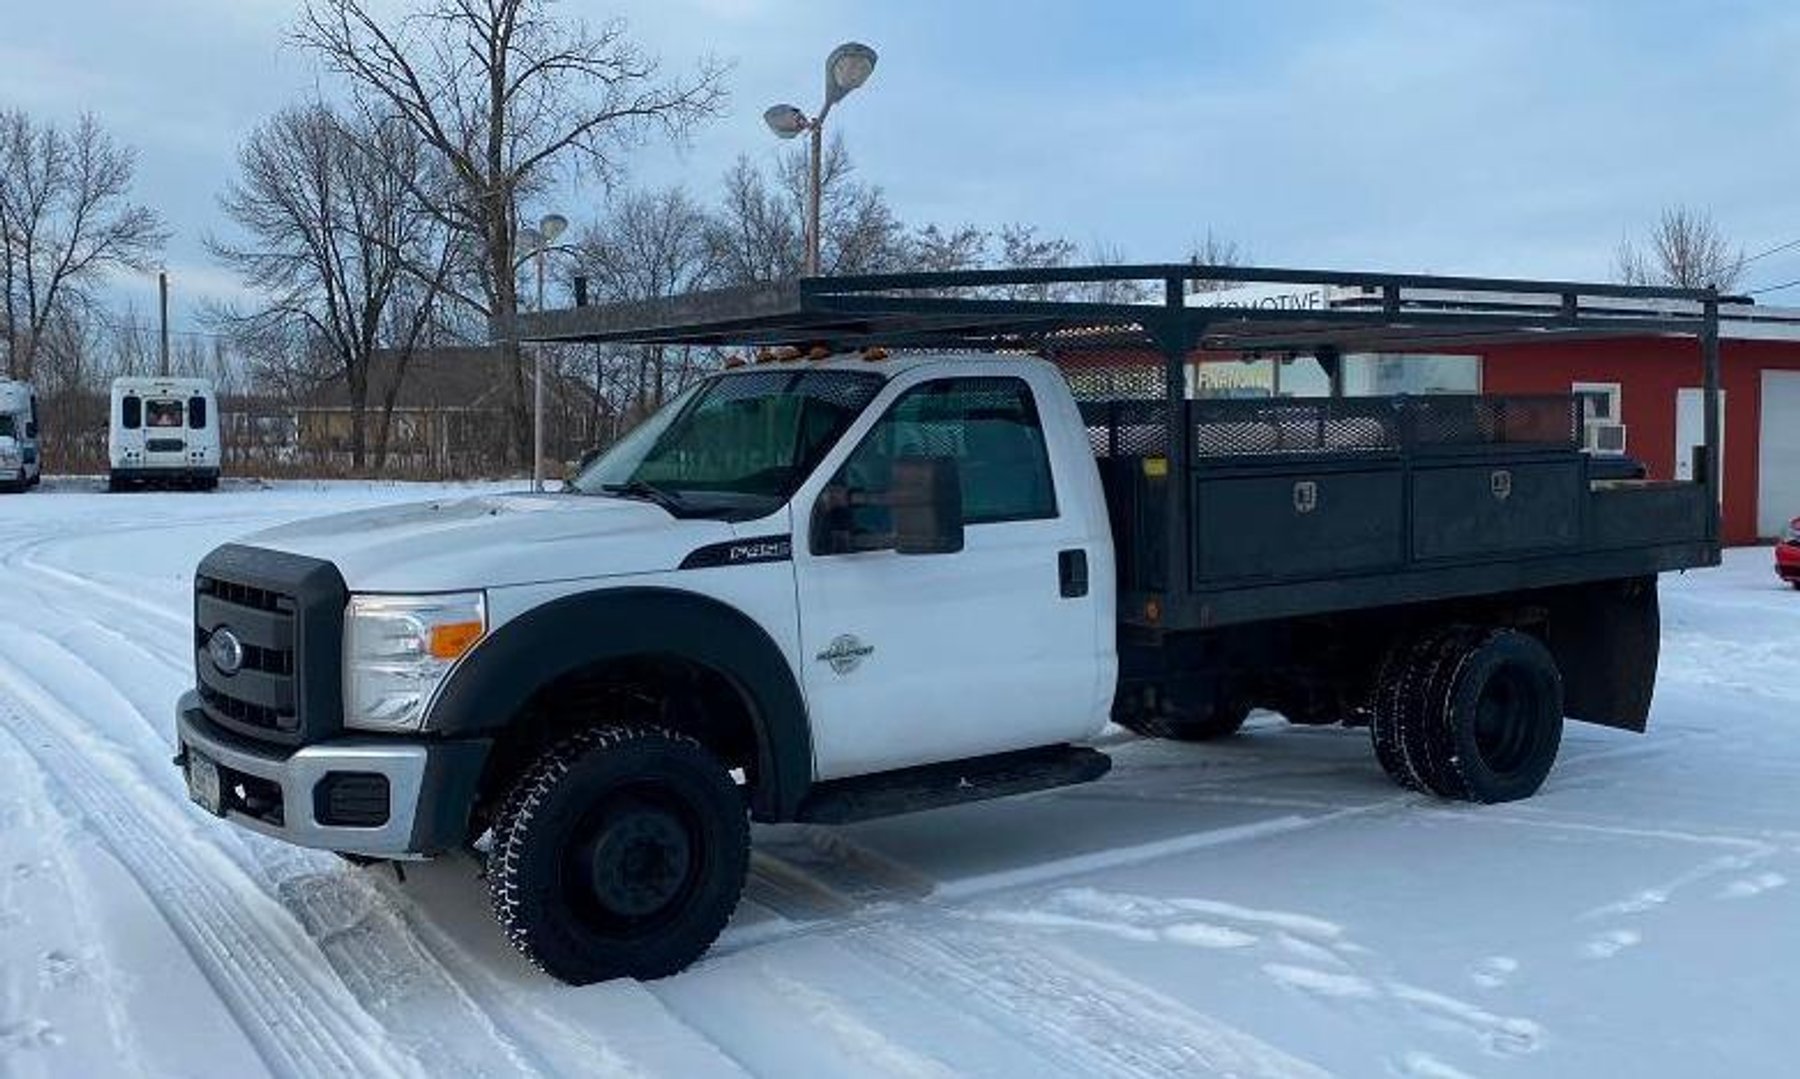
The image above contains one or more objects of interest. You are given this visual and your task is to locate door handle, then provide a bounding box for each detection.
[1058,549,1089,598]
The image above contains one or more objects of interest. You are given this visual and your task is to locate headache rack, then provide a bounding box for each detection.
[507,263,1724,630]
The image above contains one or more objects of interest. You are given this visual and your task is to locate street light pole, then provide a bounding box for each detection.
[522,212,568,493]
[765,42,879,278]
[807,119,824,277]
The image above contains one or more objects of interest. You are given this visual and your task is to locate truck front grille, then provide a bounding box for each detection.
[195,575,300,738]
[192,545,347,746]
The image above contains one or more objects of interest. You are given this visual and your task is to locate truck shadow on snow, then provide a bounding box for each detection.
[390,717,1441,981]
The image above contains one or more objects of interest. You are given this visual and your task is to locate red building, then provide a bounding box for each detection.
[1483,330,1800,544]
[1054,289,1799,546]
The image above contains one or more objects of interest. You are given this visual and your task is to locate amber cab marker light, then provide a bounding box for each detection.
[428,620,485,661]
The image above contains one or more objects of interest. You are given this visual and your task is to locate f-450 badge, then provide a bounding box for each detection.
[816,634,875,676]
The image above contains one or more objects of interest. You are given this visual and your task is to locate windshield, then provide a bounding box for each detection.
[0,415,13,439]
[571,369,886,518]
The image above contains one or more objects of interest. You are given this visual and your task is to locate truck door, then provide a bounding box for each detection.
[794,373,1109,780]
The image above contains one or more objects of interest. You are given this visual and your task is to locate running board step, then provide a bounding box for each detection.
[795,745,1112,825]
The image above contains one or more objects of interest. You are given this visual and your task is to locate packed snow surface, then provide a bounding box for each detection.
[0,478,1795,1078]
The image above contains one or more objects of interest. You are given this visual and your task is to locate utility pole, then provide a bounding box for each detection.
[158,271,171,377]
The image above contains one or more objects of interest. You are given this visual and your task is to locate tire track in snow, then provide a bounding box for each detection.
[0,626,561,1079]
[0,662,408,1078]
[0,521,672,1079]
[848,922,1331,1079]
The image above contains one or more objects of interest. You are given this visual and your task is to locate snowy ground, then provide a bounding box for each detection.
[0,478,1795,1079]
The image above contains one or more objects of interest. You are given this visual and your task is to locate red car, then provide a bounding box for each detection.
[1779,517,1800,589]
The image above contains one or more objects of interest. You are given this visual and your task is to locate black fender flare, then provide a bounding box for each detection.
[428,586,812,820]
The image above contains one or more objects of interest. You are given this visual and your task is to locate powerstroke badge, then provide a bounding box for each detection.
[816,635,875,676]
[678,535,793,569]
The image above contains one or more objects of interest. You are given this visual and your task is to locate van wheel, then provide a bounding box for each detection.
[488,725,748,985]
[1371,628,1563,803]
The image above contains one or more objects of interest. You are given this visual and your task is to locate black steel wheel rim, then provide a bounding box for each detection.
[565,785,704,934]
[1473,665,1538,775]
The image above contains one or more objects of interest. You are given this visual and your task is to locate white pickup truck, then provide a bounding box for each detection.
[174,267,1721,985]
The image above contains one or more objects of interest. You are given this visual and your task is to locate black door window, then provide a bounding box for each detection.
[824,376,1057,545]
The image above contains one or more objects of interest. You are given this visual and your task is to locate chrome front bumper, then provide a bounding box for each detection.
[175,691,485,858]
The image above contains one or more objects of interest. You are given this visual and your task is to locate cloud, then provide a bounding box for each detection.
[20,0,1800,322]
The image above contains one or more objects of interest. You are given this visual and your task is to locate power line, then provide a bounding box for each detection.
[1742,235,1800,267]
[1746,275,1800,297]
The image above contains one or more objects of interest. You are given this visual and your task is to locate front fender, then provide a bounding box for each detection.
[427,586,812,820]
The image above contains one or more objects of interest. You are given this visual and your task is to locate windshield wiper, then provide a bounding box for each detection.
[599,479,687,514]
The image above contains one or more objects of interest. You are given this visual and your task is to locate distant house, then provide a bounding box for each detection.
[295,346,591,476]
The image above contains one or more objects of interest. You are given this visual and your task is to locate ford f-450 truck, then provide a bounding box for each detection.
[175,265,1723,984]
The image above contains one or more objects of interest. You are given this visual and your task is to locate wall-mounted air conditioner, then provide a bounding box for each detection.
[1584,421,1628,455]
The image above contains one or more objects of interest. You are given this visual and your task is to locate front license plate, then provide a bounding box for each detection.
[186,750,224,816]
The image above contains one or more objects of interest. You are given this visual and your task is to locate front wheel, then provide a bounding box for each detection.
[488,725,749,985]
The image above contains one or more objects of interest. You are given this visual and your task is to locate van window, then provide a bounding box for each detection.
[189,396,208,430]
[122,396,142,430]
[147,399,184,428]
[0,415,14,438]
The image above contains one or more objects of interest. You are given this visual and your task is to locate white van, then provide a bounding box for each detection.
[109,377,221,491]
[0,379,42,493]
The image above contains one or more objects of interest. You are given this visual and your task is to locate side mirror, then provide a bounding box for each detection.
[24,423,35,439]
[890,455,964,555]
[810,454,965,556]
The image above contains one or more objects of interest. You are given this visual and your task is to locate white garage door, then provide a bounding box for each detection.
[1759,371,1800,538]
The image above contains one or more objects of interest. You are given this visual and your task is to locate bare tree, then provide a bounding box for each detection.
[576,185,717,412]
[1186,229,1248,293]
[989,223,1081,301]
[709,134,911,284]
[1615,205,1744,291]
[295,0,727,467]
[0,111,167,381]
[208,104,451,471]
[909,223,988,274]
[706,155,801,285]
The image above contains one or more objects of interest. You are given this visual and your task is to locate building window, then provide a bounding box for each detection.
[1572,381,1622,424]
[1342,354,1482,396]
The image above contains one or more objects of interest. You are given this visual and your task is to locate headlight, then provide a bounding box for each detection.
[344,592,486,732]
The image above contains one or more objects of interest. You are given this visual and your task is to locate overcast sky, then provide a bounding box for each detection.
[6,0,1799,331]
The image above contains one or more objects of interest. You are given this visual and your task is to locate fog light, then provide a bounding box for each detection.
[314,772,390,827]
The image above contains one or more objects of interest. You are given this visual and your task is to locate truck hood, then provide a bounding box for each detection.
[239,492,743,592]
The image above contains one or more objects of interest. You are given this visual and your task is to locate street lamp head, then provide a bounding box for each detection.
[539,213,568,244]
[763,103,809,139]
[825,42,877,105]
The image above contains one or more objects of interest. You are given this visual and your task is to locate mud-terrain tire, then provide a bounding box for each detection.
[1371,627,1563,803]
[1116,698,1251,742]
[1370,627,1474,793]
[488,725,748,985]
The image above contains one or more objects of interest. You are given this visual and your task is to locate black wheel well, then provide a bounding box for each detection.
[472,653,761,836]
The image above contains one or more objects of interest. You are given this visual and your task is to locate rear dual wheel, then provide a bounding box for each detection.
[1370,627,1563,803]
